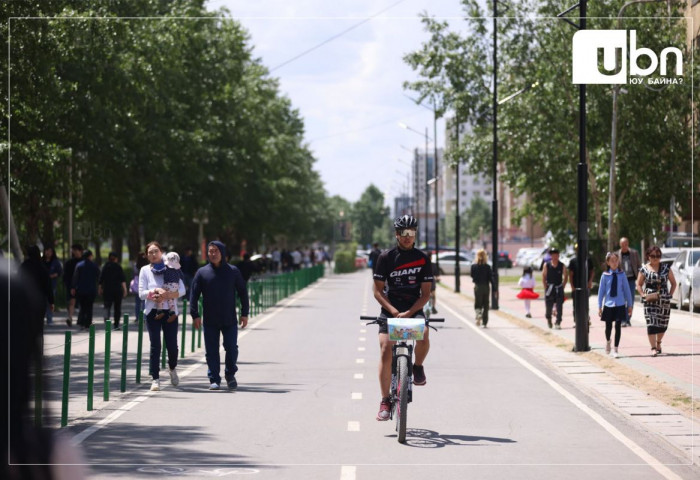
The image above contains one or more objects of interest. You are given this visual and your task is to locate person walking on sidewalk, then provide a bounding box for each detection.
[19,245,54,333]
[98,252,127,329]
[368,243,381,272]
[542,247,568,329]
[470,249,496,327]
[42,246,62,325]
[63,243,83,327]
[190,241,249,391]
[636,246,676,357]
[516,266,539,318]
[139,241,186,391]
[597,252,633,358]
[617,237,641,327]
[71,250,100,331]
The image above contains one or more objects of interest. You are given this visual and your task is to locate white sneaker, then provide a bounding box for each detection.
[169,368,179,386]
[613,348,619,359]
[209,382,220,390]
[150,379,160,391]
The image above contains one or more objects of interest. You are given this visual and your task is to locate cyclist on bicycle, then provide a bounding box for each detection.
[372,215,434,421]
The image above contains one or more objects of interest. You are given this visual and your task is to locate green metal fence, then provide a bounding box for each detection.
[47,264,325,428]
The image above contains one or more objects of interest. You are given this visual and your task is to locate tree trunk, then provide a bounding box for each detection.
[111,236,123,262]
[127,223,141,262]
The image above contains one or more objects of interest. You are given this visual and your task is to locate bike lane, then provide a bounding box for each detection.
[53,270,700,479]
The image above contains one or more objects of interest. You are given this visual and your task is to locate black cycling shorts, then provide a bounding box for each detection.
[377,311,426,335]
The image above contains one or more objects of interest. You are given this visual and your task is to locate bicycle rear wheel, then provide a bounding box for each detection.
[395,355,409,443]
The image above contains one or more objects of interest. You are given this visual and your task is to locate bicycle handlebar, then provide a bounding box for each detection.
[360,316,445,323]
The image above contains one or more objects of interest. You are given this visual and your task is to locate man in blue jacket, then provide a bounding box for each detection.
[190,241,249,390]
[71,250,100,331]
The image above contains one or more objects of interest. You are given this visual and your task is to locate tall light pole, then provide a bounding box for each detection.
[561,0,589,352]
[491,0,500,310]
[404,95,442,271]
[433,103,440,265]
[608,0,667,252]
[192,210,209,263]
[399,123,434,249]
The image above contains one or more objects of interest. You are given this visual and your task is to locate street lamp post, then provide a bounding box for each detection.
[424,127,429,247]
[399,123,434,249]
[192,210,209,263]
[433,106,440,269]
[491,0,500,310]
[560,0,589,352]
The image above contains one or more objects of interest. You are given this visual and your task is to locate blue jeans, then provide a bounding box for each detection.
[203,323,239,385]
[145,309,179,380]
[625,278,636,324]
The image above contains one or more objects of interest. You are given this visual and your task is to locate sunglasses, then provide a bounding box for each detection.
[649,254,661,259]
[398,229,417,238]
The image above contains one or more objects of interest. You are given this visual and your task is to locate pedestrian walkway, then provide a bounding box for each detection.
[437,274,699,464]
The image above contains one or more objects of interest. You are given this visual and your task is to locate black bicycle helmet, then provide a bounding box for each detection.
[394,215,418,230]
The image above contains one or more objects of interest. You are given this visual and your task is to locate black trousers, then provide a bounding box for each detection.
[103,292,123,327]
[77,293,96,328]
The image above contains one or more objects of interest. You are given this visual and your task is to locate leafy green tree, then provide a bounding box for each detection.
[404,0,696,260]
[2,0,337,259]
[350,185,390,248]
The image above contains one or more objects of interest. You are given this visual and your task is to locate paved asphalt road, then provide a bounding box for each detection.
[61,270,699,480]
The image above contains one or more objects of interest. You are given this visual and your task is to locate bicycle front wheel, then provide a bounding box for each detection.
[395,355,409,443]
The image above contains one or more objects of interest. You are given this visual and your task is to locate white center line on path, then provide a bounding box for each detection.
[355,358,365,364]
[347,421,360,432]
[359,329,367,334]
[340,465,356,480]
[358,337,366,342]
[353,373,364,380]
[357,346,366,352]
[440,302,684,480]
[71,279,329,446]
[351,392,363,400]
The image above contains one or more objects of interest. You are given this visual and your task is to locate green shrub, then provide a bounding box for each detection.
[334,250,356,274]
[333,242,358,274]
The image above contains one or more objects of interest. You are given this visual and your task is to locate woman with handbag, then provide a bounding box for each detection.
[636,245,676,356]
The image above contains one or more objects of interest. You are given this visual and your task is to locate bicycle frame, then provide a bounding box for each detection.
[360,315,444,443]
[391,341,413,406]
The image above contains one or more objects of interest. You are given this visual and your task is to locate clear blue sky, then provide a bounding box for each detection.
[205,0,469,203]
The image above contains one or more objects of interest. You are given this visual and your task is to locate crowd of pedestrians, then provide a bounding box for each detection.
[15,239,331,393]
[511,236,678,359]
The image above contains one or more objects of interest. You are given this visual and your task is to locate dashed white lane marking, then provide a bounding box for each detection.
[441,302,683,480]
[359,329,367,334]
[358,337,366,342]
[355,358,365,364]
[347,421,360,432]
[71,279,328,446]
[351,392,363,400]
[357,346,366,352]
[353,373,364,380]
[340,465,356,480]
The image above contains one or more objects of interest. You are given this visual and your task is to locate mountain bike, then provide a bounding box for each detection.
[360,315,444,443]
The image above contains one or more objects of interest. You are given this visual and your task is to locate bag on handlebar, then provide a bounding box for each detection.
[388,318,426,341]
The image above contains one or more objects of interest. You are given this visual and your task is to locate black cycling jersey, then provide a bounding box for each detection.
[373,246,433,313]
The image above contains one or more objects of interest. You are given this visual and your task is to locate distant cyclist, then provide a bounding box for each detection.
[372,215,434,421]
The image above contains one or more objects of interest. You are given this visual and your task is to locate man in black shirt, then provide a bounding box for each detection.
[368,243,381,273]
[542,247,568,329]
[372,215,433,421]
[62,244,83,327]
[98,252,127,329]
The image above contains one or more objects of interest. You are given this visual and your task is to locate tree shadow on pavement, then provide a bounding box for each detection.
[391,428,516,449]
[78,423,276,470]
